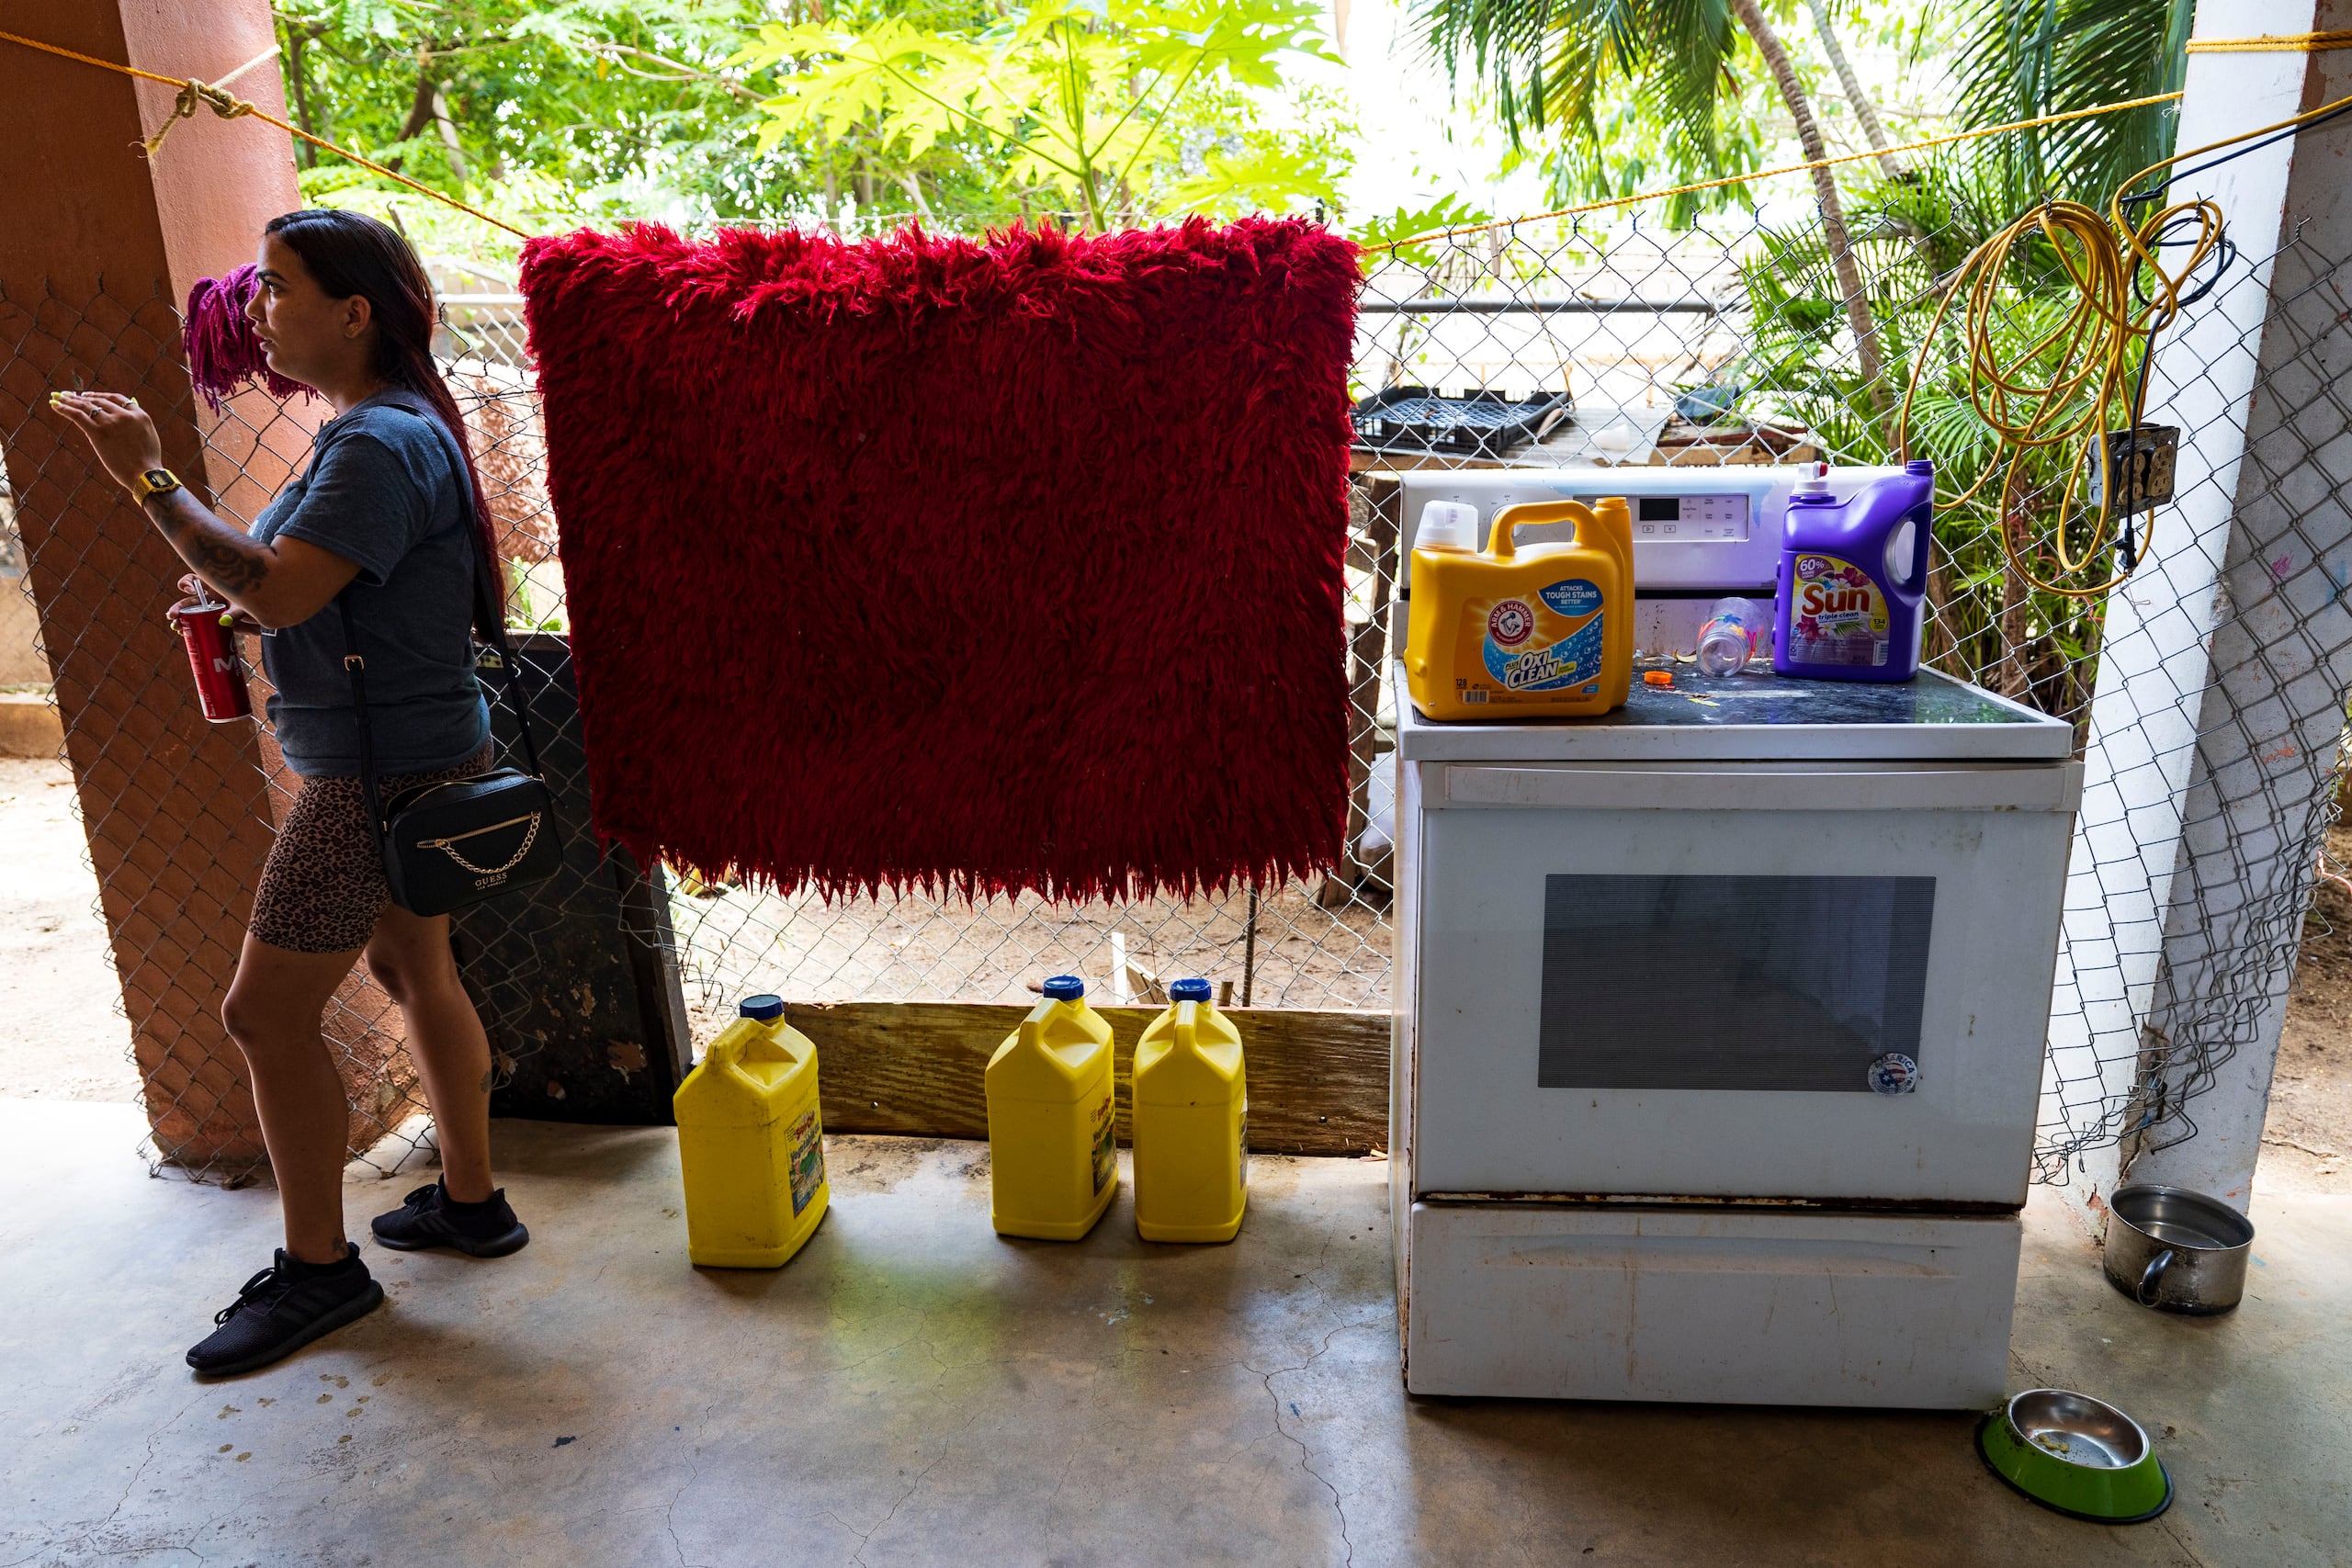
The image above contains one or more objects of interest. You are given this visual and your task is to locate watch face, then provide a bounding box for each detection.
[141,468,176,491]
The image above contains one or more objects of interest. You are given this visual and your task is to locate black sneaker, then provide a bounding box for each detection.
[186,1246,384,1379]
[371,1180,530,1258]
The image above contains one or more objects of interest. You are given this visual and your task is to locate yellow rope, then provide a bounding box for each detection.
[1895,89,2352,598]
[142,78,254,158]
[0,28,530,239]
[140,43,281,157]
[2188,28,2352,52]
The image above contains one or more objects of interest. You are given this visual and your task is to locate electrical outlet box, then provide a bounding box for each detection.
[2086,424,2179,511]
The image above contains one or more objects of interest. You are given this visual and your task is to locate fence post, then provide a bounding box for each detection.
[0,3,316,1168]
[2047,0,2352,1214]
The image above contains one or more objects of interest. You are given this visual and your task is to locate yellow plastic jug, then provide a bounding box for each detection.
[672,994,830,1268]
[986,975,1118,1240]
[1130,977,1247,1244]
[1404,496,1634,720]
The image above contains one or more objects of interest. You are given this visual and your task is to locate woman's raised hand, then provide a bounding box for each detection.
[49,390,164,492]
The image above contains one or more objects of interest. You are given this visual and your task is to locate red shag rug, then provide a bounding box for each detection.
[518,217,1360,901]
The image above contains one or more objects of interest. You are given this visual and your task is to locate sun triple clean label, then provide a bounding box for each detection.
[1787,552,1890,667]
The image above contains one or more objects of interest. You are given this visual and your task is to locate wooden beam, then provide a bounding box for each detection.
[780,1001,1388,1156]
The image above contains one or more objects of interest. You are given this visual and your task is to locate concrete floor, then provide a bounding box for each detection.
[5,1100,2347,1568]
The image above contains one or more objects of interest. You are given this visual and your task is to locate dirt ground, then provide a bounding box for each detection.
[2264,828,2352,1192]
[4,753,2346,1196]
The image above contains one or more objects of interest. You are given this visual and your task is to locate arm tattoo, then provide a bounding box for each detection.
[147,489,272,595]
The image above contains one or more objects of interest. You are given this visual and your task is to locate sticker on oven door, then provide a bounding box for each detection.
[1868,1053,1920,1095]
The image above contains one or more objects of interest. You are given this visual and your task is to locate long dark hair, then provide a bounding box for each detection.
[265,209,503,634]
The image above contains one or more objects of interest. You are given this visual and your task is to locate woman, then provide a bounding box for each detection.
[54,209,530,1379]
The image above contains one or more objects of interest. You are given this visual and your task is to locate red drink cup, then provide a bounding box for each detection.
[173,598,252,722]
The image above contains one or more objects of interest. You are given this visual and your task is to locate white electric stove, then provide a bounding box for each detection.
[1389,667,2079,1407]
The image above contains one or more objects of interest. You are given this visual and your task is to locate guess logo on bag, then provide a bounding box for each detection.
[475,872,508,889]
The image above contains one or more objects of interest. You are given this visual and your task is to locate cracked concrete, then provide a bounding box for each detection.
[3,1098,2348,1566]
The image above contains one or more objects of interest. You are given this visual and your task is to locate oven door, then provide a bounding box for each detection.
[1410,759,2080,1206]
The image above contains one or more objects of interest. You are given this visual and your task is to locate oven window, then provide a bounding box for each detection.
[1537,874,1935,1092]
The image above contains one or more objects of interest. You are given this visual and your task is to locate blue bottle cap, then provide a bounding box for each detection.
[738,993,785,1021]
[1170,977,1213,1002]
[1905,458,1935,476]
[1041,975,1085,1001]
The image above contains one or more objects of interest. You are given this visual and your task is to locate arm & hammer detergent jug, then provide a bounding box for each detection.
[1403,496,1634,720]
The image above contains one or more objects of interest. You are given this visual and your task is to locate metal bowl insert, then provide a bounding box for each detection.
[2006,1388,2148,1469]
[1976,1388,2173,1523]
[2110,1186,2255,1251]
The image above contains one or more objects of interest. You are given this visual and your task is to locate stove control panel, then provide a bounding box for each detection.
[1623,491,1748,542]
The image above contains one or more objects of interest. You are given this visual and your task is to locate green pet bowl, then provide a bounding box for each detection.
[1976,1389,2173,1524]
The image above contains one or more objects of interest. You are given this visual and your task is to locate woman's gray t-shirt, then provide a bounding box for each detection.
[251,391,491,777]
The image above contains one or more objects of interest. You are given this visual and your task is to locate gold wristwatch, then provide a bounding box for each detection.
[132,467,181,502]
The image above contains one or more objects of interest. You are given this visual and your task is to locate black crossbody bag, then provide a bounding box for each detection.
[336,400,561,916]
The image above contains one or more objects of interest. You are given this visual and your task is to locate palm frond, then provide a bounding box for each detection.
[1952,0,2191,207]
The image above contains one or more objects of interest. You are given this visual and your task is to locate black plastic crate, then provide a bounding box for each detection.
[1351,386,1573,457]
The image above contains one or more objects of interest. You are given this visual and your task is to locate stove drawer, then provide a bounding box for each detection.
[1400,1201,2018,1407]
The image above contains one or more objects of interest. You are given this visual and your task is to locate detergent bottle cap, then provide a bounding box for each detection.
[1905,458,1934,477]
[738,993,785,1021]
[1417,501,1478,553]
[1041,975,1085,1001]
[1792,460,1836,504]
[1170,977,1213,1002]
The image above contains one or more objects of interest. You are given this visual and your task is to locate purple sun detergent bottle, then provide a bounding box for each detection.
[1773,459,1933,682]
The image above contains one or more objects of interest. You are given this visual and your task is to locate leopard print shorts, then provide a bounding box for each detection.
[248,745,496,954]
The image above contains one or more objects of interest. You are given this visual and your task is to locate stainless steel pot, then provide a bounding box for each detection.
[2102,1184,2255,1315]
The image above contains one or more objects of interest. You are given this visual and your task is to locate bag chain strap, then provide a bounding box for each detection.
[424,811,543,875]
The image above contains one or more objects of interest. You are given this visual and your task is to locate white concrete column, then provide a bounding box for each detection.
[2044,0,2352,1215]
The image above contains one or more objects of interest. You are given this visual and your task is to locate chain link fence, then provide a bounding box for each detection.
[5,177,2347,1183]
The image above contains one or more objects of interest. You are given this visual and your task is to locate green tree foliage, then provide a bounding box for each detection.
[1350,194,1494,268]
[736,0,1351,227]
[273,1,1351,255]
[271,1,803,225]
[1415,0,1760,217]
[1952,0,2193,208]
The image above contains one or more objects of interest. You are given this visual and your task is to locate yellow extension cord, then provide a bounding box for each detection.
[1900,89,2352,598]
